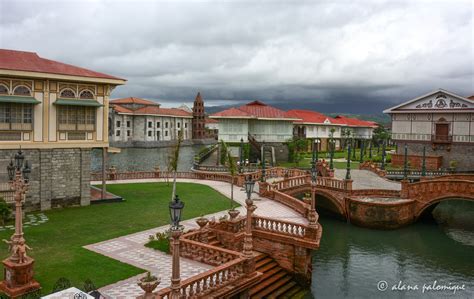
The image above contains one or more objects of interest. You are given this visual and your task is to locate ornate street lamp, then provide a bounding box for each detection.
[345,144,351,180]
[403,144,408,181]
[243,176,257,259]
[359,140,364,163]
[421,146,427,177]
[169,195,184,299]
[0,150,40,297]
[369,140,373,159]
[329,138,335,170]
[352,138,356,160]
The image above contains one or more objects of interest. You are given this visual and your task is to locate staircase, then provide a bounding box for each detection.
[207,232,221,247]
[249,253,306,299]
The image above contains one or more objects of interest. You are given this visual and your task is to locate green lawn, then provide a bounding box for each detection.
[0,182,235,295]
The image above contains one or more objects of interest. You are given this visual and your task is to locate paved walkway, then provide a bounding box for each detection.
[334,169,401,190]
[87,178,306,299]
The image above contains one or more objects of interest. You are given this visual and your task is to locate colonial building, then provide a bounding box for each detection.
[384,89,474,170]
[0,49,125,210]
[210,101,297,143]
[109,97,193,145]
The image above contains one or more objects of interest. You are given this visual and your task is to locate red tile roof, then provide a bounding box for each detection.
[111,97,160,106]
[134,106,192,117]
[211,101,297,120]
[112,105,133,113]
[0,49,125,81]
[286,109,333,124]
[334,115,378,128]
[205,118,218,123]
[467,95,474,101]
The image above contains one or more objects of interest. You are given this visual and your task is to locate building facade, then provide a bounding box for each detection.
[109,97,193,146]
[0,49,125,210]
[384,89,474,170]
[210,101,296,143]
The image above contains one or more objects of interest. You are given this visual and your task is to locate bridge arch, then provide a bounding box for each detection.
[285,186,346,217]
[415,196,474,220]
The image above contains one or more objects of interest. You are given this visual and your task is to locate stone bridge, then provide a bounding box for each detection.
[261,170,474,229]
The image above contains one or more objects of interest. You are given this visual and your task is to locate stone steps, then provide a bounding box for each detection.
[249,254,305,299]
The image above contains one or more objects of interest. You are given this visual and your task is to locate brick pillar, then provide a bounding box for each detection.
[400,180,409,198]
[80,148,91,206]
[39,149,52,211]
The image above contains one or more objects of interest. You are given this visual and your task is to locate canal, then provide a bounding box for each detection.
[310,200,474,298]
[90,146,202,172]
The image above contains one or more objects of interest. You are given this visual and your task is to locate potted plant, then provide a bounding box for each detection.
[138,272,161,295]
[449,160,458,172]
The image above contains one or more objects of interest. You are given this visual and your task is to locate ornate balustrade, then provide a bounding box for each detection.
[155,257,246,299]
[252,216,306,238]
[359,161,387,177]
[179,238,241,266]
[272,190,309,217]
[316,177,351,191]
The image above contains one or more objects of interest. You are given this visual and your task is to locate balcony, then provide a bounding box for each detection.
[432,134,453,144]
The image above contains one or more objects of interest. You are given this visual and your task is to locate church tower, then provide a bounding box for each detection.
[192,92,206,139]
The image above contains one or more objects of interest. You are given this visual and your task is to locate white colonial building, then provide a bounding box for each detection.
[210,101,297,143]
[109,97,193,145]
[384,89,474,170]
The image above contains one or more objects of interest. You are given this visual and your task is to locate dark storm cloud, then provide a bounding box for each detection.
[0,0,472,113]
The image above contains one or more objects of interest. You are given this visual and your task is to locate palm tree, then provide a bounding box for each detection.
[220,140,237,210]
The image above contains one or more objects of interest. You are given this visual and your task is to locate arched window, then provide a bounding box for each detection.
[60,89,76,98]
[0,85,8,95]
[13,86,31,96]
[79,90,94,99]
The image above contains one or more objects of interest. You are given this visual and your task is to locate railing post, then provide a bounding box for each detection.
[401,180,409,198]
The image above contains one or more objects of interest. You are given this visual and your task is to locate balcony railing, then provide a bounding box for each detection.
[432,134,453,143]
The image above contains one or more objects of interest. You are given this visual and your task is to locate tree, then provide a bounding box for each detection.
[220,140,237,210]
[169,130,183,201]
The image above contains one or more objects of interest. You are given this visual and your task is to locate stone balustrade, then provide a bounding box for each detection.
[179,238,241,266]
[316,176,350,191]
[272,190,310,217]
[252,216,307,238]
[155,257,246,299]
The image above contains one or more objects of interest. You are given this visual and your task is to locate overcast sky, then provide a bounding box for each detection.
[0,0,472,113]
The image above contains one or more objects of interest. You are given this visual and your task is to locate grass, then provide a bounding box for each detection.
[145,238,170,254]
[0,182,236,295]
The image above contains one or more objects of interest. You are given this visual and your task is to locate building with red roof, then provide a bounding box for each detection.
[109,96,194,143]
[210,101,299,143]
[0,49,126,211]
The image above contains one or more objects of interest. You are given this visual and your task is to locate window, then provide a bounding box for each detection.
[116,120,121,127]
[116,130,121,136]
[148,121,152,128]
[126,121,131,128]
[157,121,160,128]
[127,130,131,137]
[184,123,187,128]
[165,131,168,137]
[157,131,160,140]
[165,122,169,128]
[0,103,33,130]
[13,86,31,96]
[58,106,96,131]
[0,85,8,94]
[60,89,76,98]
[177,122,181,129]
[79,90,94,99]
[148,131,152,137]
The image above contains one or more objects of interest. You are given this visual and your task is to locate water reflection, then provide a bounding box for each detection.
[311,200,474,298]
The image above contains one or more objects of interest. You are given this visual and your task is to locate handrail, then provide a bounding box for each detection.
[252,215,307,238]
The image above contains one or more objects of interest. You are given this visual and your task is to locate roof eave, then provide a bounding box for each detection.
[0,69,127,85]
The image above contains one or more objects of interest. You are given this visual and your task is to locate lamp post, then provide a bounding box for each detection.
[239,138,244,173]
[369,140,372,159]
[169,195,184,299]
[260,142,266,182]
[243,176,256,259]
[403,144,408,181]
[359,140,364,163]
[352,138,356,160]
[309,146,319,227]
[311,139,320,181]
[381,140,386,170]
[0,150,40,297]
[329,138,335,170]
[346,144,351,180]
[421,146,427,177]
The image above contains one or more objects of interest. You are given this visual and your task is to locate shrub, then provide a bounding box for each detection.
[53,277,72,293]
[0,197,11,226]
[83,279,97,293]
[145,231,171,254]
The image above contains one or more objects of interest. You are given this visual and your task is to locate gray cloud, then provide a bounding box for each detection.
[0,0,472,112]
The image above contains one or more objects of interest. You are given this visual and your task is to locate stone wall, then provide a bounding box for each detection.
[395,142,474,171]
[0,148,91,212]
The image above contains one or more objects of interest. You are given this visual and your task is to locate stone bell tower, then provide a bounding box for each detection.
[192,92,206,139]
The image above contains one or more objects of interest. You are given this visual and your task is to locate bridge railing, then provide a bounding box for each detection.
[316,177,351,191]
[252,215,306,238]
[272,190,310,217]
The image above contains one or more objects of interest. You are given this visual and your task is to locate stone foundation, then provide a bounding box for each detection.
[395,142,474,171]
[0,148,91,212]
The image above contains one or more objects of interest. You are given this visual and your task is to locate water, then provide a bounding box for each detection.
[310,200,474,298]
[91,146,204,172]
